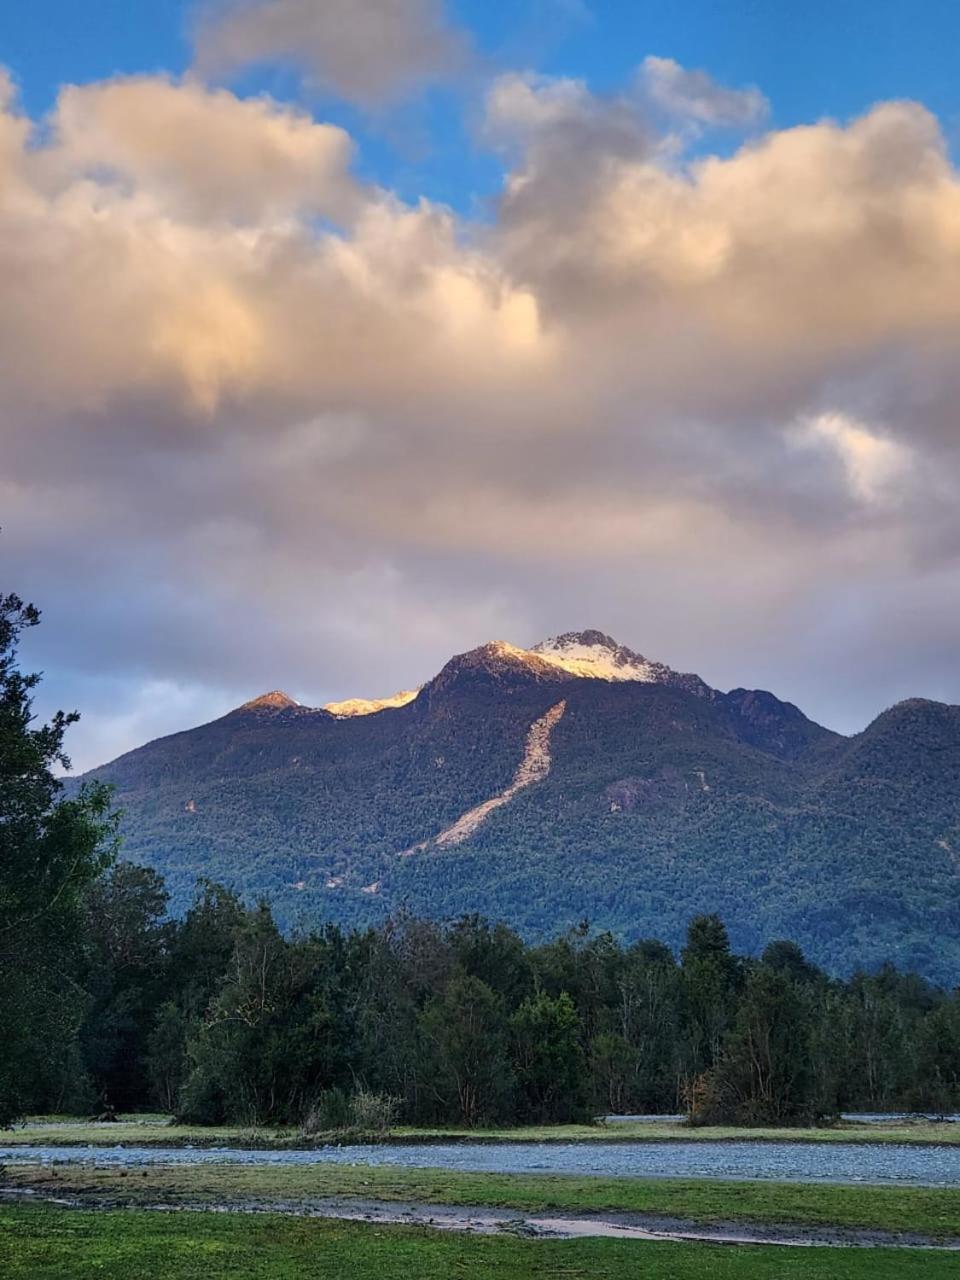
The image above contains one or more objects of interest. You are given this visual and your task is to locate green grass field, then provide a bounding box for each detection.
[6,1114,958,1147]
[1,1206,957,1280]
[6,1164,960,1238]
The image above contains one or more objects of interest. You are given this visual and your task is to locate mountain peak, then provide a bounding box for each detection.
[539,629,621,652]
[239,690,300,712]
[425,632,712,698]
[427,640,569,695]
[532,631,677,685]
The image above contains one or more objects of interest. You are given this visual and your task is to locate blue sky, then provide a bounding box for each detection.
[6,1,960,768]
[4,0,960,209]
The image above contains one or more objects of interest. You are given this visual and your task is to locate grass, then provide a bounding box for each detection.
[6,1164,960,1238]
[2,1205,958,1280]
[389,1120,960,1146]
[5,1115,959,1147]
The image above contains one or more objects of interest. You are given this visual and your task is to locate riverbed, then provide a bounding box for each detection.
[4,1140,959,1187]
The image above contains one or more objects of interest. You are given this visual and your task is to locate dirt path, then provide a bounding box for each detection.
[402,700,566,854]
[3,1186,958,1250]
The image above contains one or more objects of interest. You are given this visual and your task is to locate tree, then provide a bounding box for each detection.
[180,905,350,1124]
[167,880,246,1021]
[80,863,171,1110]
[707,963,817,1124]
[908,998,960,1114]
[180,904,293,1123]
[146,1001,190,1113]
[420,974,514,1125]
[589,1032,634,1114]
[448,915,532,1006]
[511,991,585,1123]
[612,942,683,1110]
[680,914,740,1082]
[761,940,822,985]
[0,593,116,1123]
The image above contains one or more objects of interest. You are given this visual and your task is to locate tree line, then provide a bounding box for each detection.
[53,868,960,1128]
[2,592,959,1129]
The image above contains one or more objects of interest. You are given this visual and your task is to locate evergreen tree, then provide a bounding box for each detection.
[0,594,116,1123]
[511,990,585,1122]
[420,974,514,1125]
[680,914,740,1080]
[81,863,171,1110]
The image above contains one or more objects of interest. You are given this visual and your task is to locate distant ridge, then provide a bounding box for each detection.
[78,629,960,984]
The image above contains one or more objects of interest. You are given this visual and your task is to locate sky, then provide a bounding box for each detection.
[4,0,960,770]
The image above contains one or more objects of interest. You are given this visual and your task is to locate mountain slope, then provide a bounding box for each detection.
[78,632,960,983]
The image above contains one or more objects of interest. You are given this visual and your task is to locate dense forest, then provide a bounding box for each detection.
[3,595,960,1130]
[53,867,960,1129]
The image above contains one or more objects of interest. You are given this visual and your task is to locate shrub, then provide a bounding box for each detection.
[300,1086,399,1135]
[349,1088,400,1133]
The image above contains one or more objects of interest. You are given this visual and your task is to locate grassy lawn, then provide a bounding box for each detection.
[6,1115,958,1147]
[1,1205,957,1280]
[7,1164,960,1238]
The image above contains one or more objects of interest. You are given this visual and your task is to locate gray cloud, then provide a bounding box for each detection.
[193,0,470,107]
[639,55,769,129]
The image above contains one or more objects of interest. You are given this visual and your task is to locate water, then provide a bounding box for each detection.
[603,1112,960,1125]
[842,1112,960,1124]
[3,1141,959,1187]
[602,1114,684,1123]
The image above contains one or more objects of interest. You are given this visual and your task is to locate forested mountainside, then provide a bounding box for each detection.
[79,632,960,984]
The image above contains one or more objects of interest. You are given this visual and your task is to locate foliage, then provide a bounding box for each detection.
[32,881,960,1127]
[301,1087,400,1135]
[420,973,515,1125]
[0,594,117,1124]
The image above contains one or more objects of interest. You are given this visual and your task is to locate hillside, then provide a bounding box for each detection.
[78,632,960,983]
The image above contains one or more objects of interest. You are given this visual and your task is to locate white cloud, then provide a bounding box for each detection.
[795,412,913,506]
[52,75,363,225]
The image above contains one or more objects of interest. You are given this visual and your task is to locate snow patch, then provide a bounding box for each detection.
[531,631,672,683]
[324,689,420,718]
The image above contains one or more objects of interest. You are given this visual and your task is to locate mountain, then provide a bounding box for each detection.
[77,631,960,984]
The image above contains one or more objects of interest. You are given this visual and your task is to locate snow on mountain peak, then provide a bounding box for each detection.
[324,689,420,718]
[531,631,669,683]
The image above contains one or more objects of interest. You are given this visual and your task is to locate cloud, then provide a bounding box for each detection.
[794,412,913,506]
[193,0,470,107]
[4,68,960,765]
[483,69,652,162]
[639,55,768,129]
[483,71,597,145]
[51,75,363,225]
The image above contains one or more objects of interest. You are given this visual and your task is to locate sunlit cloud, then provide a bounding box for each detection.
[4,59,960,765]
[794,412,913,506]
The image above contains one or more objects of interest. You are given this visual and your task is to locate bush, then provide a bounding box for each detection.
[682,1071,725,1126]
[350,1088,400,1133]
[300,1087,352,1135]
[300,1087,399,1135]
